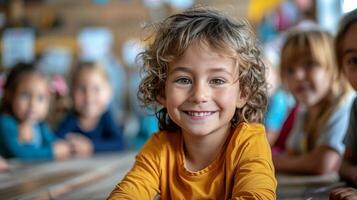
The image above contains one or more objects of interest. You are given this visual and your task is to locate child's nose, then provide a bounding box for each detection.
[293,67,306,80]
[84,89,95,101]
[29,96,37,109]
[189,82,209,103]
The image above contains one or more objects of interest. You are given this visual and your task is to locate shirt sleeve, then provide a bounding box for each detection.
[231,125,277,200]
[0,115,54,160]
[56,112,77,138]
[92,110,125,152]
[40,122,57,145]
[108,134,162,199]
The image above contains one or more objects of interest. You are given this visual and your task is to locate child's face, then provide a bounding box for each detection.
[73,68,112,119]
[158,43,247,138]
[342,23,357,90]
[283,54,330,106]
[12,74,50,123]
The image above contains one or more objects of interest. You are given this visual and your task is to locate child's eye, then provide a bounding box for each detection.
[93,86,100,92]
[19,92,31,99]
[209,78,226,85]
[286,68,295,75]
[347,57,357,66]
[175,77,192,85]
[303,60,320,69]
[37,95,47,102]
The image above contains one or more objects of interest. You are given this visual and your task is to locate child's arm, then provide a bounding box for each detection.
[231,127,277,200]
[340,99,357,184]
[41,122,72,160]
[0,116,54,160]
[274,101,351,174]
[108,134,161,199]
[340,148,357,185]
[273,146,341,174]
[330,187,357,200]
[91,111,125,152]
[55,112,77,138]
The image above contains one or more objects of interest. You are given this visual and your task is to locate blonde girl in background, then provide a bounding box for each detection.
[273,29,354,174]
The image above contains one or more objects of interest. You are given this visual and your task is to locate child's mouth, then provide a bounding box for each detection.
[184,111,216,117]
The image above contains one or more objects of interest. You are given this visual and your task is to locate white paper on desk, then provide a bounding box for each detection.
[2,28,35,68]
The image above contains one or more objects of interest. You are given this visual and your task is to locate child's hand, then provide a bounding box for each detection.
[0,157,9,172]
[53,140,72,160]
[330,187,357,200]
[66,133,93,157]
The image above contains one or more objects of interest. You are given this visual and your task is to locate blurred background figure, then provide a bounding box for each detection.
[0,62,72,161]
[56,61,125,154]
[78,27,127,124]
[273,29,354,175]
[330,8,357,200]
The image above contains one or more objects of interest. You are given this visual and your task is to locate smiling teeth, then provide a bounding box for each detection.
[187,111,213,116]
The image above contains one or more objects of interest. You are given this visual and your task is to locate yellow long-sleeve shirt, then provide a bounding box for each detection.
[108,123,276,199]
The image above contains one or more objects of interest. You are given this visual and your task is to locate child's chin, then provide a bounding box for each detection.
[81,111,101,118]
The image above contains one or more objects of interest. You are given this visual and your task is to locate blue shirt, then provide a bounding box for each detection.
[56,110,125,152]
[0,114,55,160]
[265,89,293,133]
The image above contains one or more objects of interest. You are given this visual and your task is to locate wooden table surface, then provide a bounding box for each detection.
[0,151,345,200]
[0,151,136,200]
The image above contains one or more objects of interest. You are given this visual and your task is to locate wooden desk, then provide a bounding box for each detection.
[0,152,345,200]
[0,151,136,200]
[277,172,345,200]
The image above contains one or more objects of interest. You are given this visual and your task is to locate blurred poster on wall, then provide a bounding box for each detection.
[78,27,113,61]
[2,28,35,68]
[38,47,72,76]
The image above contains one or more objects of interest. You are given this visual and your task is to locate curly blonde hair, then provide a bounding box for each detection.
[138,8,267,132]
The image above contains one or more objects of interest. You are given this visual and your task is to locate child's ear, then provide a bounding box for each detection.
[156,94,167,107]
[236,89,249,108]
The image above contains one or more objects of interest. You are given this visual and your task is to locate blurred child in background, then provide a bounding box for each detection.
[0,62,72,160]
[330,8,357,200]
[56,61,125,155]
[273,29,354,174]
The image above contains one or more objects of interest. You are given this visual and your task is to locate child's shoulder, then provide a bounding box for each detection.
[0,114,16,124]
[232,122,266,142]
[139,131,181,154]
[235,122,265,134]
[148,131,180,145]
[0,114,18,135]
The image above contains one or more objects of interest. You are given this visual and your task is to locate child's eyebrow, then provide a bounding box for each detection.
[208,68,234,75]
[343,48,357,56]
[169,66,191,74]
[169,66,233,75]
